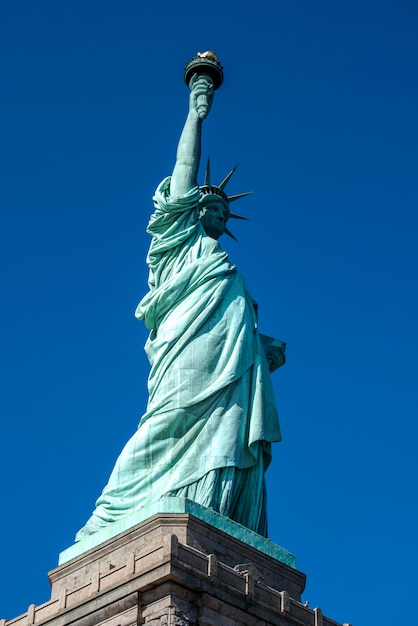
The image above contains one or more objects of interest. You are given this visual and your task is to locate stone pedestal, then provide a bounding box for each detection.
[1,503,350,626]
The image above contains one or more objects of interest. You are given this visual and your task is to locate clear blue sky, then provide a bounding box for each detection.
[1,2,417,625]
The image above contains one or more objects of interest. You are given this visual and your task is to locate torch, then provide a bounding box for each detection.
[184,51,224,118]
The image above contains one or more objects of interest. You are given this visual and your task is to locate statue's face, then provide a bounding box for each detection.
[199,201,229,240]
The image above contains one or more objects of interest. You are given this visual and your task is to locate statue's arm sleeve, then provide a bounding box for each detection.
[147,177,201,240]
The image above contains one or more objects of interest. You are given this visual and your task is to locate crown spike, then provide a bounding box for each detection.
[204,157,211,186]
[230,212,248,220]
[219,164,238,190]
[224,226,238,241]
[227,191,252,203]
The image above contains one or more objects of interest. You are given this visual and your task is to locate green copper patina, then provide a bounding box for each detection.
[75,53,283,542]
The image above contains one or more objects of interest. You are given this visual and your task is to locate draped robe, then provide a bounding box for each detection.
[76,178,281,540]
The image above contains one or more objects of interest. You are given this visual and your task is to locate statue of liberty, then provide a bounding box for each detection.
[76,53,282,541]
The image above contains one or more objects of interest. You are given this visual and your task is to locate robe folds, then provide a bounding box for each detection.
[76,178,281,540]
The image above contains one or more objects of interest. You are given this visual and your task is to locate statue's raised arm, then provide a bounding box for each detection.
[170,74,214,198]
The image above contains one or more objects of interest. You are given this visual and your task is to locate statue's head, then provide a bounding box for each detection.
[198,160,251,240]
[199,195,230,240]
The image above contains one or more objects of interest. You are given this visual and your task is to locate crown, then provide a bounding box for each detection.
[199,159,251,240]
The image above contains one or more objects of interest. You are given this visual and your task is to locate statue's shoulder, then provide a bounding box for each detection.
[153,177,201,214]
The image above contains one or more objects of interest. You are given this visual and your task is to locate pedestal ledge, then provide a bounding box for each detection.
[51,499,305,606]
[60,497,295,567]
[2,506,352,626]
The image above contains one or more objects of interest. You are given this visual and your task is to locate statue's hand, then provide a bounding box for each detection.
[189,74,214,120]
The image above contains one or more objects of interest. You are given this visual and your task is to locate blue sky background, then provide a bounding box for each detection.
[1,2,417,625]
